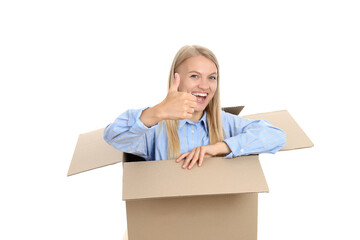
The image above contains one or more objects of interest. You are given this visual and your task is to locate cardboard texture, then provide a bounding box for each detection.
[68,107,313,240]
[123,155,268,200]
[126,194,258,240]
[68,128,124,176]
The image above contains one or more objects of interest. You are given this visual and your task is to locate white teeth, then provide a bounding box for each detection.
[192,93,207,97]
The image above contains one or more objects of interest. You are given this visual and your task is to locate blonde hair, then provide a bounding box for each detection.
[165,45,224,159]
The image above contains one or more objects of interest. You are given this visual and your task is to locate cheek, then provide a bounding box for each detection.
[177,82,187,92]
[178,79,194,92]
[210,82,217,94]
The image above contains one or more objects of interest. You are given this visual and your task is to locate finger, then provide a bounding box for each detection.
[186,107,195,114]
[182,155,193,169]
[179,113,193,120]
[188,101,197,109]
[184,99,197,110]
[188,148,200,170]
[183,148,196,169]
[183,101,196,114]
[176,152,189,163]
[169,73,180,92]
[186,93,197,102]
[184,113,193,120]
[198,148,206,167]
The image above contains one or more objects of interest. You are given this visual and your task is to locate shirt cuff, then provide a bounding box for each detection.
[129,107,159,134]
[223,137,246,158]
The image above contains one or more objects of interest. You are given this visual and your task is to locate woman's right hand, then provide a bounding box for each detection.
[157,73,197,120]
[140,73,197,127]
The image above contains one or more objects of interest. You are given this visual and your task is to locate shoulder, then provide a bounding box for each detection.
[221,110,243,123]
[221,110,262,129]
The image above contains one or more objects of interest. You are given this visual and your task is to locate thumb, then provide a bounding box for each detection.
[169,73,180,92]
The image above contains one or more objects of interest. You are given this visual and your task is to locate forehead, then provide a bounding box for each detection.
[179,55,217,74]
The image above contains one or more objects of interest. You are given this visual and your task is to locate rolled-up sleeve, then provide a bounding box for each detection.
[222,111,286,158]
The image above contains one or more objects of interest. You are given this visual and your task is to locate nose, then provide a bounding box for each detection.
[198,78,210,90]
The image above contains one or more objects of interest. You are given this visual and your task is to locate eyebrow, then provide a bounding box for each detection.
[189,71,217,75]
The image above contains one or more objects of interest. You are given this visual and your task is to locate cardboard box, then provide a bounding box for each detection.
[68,107,313,240]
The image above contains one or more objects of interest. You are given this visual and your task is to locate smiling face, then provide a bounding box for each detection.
[176,55,218,116]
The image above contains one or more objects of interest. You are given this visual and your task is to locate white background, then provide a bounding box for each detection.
[1,0,359,239]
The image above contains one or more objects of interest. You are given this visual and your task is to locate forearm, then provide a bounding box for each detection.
[139,104,164,128]
[223,120,286,157]
[213,141,231,156]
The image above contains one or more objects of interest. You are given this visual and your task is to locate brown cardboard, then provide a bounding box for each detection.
[123,155,268,200]
[67,128,124,176]
[67,108,313,240]
[126,193,258,240]
[222,105,244,115]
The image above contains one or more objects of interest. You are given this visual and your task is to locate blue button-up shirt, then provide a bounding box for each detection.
[104,108,286,160]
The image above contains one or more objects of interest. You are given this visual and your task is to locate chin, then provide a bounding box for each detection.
[195,104,208,113]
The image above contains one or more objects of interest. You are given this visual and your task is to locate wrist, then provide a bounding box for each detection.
[152,103,166,121]
[214,142,231,156]
[140,105,163,127]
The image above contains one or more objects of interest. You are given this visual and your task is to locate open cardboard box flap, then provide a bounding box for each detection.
[244,110,313,151]
[122,155,268,200]
[67,107,313,177]
[68,128,124,176]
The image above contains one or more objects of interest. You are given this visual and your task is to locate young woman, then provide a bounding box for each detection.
[104,45,286,170]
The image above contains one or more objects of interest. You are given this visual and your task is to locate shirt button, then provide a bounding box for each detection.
[240,149,244,153]
[191,130,194,134]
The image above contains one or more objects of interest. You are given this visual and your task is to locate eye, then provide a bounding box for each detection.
[209,76,217,80]
[191,74,199,79]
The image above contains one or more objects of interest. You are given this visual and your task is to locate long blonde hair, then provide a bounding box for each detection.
[165,45,224,159]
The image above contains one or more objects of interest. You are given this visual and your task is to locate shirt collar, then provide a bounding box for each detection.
[178,111,208,134]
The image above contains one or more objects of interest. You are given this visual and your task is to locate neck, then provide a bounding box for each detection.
[190,111,204,122]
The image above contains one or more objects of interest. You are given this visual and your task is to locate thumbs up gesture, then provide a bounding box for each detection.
[139,73,197,127]
[169,72,181,92]
[159,73,197,120]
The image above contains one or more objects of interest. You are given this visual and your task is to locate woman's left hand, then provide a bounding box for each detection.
[176,145,217,170]
[176,142,231,170]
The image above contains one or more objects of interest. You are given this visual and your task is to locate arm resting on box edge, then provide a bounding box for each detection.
[172,111,287,169]
[221,111,287,158]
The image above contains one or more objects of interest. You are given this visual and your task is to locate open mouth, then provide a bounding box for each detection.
[192,92,208,103]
